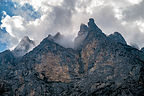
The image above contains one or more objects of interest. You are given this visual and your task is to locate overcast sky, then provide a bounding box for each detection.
[0,0,144,52]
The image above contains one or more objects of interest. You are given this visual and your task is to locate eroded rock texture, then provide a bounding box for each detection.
[0,18,144,96]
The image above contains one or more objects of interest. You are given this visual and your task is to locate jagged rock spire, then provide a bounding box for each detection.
[88,18,99,31]
[12,36,35,57]
[53,32,62,41]
[48,32,63,41]
[78,24,88,35]
[74,24,88,49]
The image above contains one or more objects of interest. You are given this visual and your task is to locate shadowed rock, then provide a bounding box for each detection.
[108,32,127,45]
[74,24,88,50]
[0,50,14,65]
[48,32,63,42]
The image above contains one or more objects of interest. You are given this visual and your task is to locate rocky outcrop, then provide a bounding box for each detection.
[108,32,127,45]
[0,18,144,96]
[0,50,15,66]
[47,32,73,48]
[74,24,88,50]
[12,36,35,57]
[48,32,63,42]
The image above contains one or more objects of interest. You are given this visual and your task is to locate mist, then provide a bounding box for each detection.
[1,0,144,51]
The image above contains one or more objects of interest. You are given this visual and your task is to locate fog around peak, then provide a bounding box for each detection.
[0,0,144,52]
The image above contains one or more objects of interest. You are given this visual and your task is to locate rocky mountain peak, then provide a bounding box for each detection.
[47,32,63,42]
[108,32,127,44]
[53,32,63,41]
[88,18,100,31]
[22,36,30,41]
[12,36,35,57]
[74,24,88,49]
[79,24,88,35]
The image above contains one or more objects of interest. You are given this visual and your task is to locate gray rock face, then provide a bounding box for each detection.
[74,24,88,50]
[108,32,127,45]
[48,32,73,48]
[0,50,14,65]
[141,47,144,52]
[48,32,63,42]
[0,18,144,96]
[76,19,144,95]
[12,36,35,57]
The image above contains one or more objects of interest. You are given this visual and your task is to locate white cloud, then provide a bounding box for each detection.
[1,0,144,50]
[136,20,144,33]
[127,0,143,4]
[12,0,64,12]
[1,13,54,45]
[1,14,25,38]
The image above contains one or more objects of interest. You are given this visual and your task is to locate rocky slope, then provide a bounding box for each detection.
[0,18,144,96]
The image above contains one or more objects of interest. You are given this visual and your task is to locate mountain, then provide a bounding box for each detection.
[12,36,35,57]
[108,32,127,45]
[0,18,144,96]
[0,50,15,66]
[47,32,64,43]
[74,23,88,50]
[0,36,34,66]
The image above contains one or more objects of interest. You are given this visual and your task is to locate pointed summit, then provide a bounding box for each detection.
[88,18,96,28]
[13,36,35,56]
[74,24,88,49]
[53,32,63,41]
[79,24,88,35]
[86,18,103,38]
[47,32,63,42]
[21,36,31,42]
[74,18,106,50]
[87,18,101,32]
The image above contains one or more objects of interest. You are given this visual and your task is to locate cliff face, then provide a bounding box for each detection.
[74,24,88,50]
[0,18,144,96]
[73,18,144,95]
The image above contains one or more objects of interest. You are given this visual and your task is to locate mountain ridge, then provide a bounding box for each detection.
[0,18,144,96]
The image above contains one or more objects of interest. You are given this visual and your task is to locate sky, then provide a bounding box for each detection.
[0,0,144,52]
